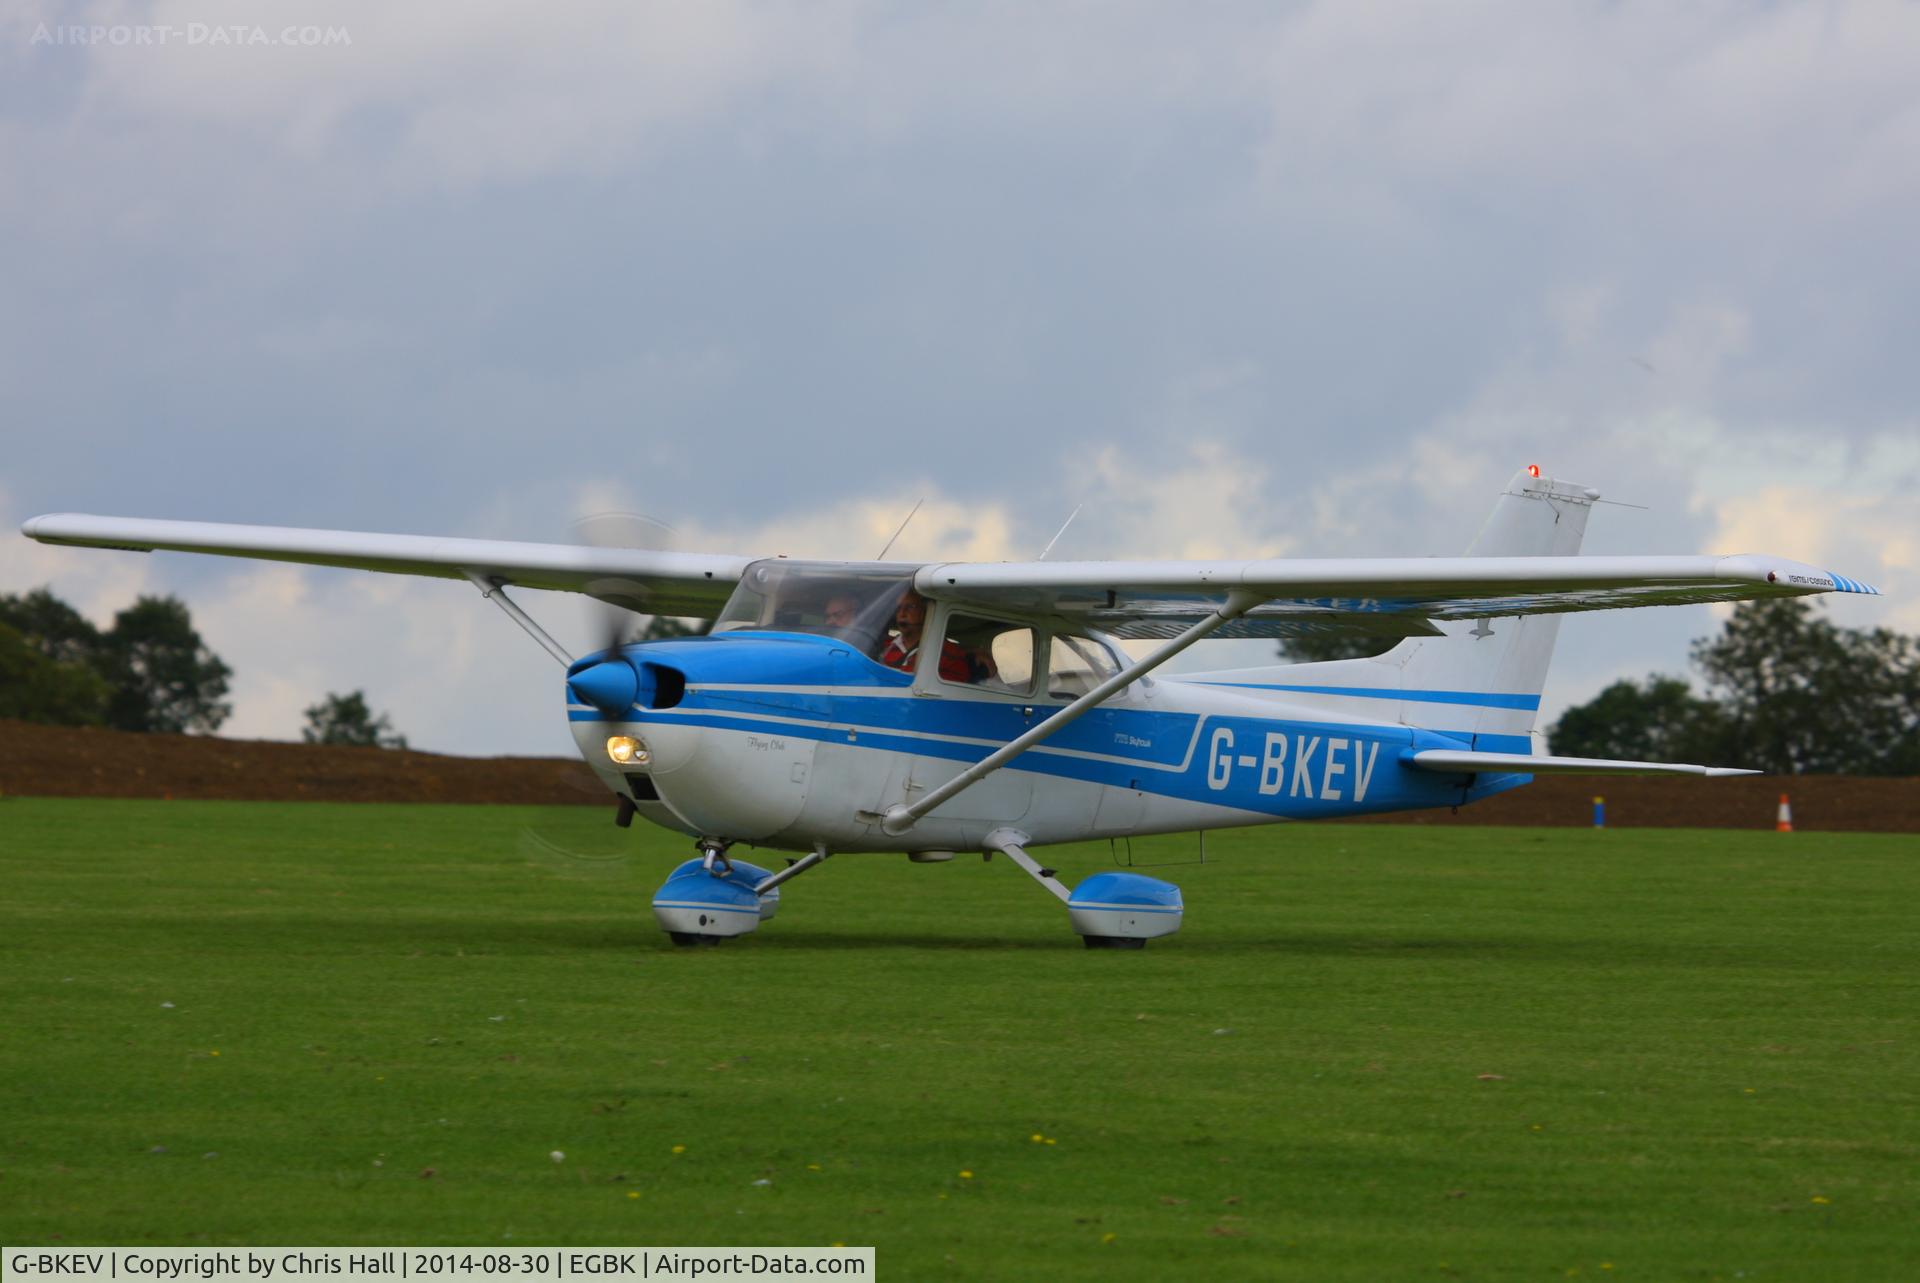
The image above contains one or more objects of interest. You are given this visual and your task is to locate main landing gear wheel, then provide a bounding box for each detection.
[984,829,1186,948]
[1065,873,1184,947]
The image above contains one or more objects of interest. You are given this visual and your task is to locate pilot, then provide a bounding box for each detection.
[823,593,861,632]
[878,589,972,681]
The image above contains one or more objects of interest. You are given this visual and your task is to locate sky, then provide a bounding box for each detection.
[4,0,1917,757]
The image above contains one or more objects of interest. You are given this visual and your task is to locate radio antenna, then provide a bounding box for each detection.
[876,499,923,560]
[1037,504,1083,561]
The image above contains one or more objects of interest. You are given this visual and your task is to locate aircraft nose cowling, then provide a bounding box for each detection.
[568,658,639,716]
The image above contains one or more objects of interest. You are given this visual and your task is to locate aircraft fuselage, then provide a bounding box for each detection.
[568,633,1528,855]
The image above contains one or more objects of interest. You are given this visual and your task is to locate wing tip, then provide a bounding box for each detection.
[20,514,95,544]
[1825,571,1881,596]
[1746,558,1883,596]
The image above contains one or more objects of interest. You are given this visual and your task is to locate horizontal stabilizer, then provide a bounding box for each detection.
[1406,750,1759,778]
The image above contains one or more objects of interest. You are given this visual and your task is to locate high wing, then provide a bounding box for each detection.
[913,554,1881,639]
[20,514,749,618]
[21,515,1881,637]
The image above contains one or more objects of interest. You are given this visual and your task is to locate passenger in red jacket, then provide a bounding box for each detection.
[878,589,972,681]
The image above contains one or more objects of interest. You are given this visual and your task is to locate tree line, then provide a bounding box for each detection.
[1550,598,1918,775]
[1,587,406,748]
[1281,598,1917,775]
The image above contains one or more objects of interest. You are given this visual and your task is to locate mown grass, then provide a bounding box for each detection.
[0,798,1915,1280]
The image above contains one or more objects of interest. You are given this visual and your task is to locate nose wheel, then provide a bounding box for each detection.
[666,931,726,948]
[651,840,830,946]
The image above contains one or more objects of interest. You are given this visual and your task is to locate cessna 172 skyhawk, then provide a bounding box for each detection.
[23,468,1882,948]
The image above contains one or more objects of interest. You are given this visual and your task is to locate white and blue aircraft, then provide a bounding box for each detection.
[23,468,1882,948]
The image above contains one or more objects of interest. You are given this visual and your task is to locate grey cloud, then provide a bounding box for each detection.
[6,1,1916,750]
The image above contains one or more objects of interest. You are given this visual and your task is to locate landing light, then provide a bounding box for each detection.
[607,735,650,766]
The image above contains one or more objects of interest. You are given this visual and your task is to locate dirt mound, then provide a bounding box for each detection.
[1,719,1912,829]
[0,719,604,805]
[1337,773,1918,832]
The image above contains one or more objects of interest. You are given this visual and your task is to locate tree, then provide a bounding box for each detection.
[0,589,233,734]
[1,588,113,726]
[1691,598,1920,775]
[0,621,112,725]
[1274,631,1393,664]
[1547,598,1920,775]
[639,615,706,641]
[98,596,233,734]
[0,588,104,666]
[1546,675,1730,763]
[303,690,407,749]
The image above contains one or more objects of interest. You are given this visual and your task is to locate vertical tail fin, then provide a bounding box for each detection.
[1364,469,1599,749]
[1179,469,1599,752]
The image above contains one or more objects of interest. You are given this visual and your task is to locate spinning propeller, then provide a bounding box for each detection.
[563,512,707,717]
[523,512,682,857]
[570,511,678,658]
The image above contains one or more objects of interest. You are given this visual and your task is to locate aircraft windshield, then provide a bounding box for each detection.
[714,560,918,654]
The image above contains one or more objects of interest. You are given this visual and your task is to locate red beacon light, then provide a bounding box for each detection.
[1526,464,1541,478]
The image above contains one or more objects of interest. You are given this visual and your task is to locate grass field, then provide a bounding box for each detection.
[1,799,1915,1280]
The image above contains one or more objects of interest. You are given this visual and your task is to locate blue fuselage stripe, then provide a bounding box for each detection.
[1191,682,1542,710]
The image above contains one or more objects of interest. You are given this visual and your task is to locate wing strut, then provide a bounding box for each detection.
[463,570,573,666]
[875,590,1264,835]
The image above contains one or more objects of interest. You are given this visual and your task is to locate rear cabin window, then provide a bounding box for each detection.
[942,615,1036,695]
[1047,633,1120,699]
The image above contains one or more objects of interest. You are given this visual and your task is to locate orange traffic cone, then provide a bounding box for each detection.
[1776,793,1793,833]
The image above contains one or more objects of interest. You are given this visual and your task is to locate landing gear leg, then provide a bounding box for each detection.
[983,827,1184,949]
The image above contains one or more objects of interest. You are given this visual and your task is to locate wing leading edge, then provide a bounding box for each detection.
[20,514,750,618]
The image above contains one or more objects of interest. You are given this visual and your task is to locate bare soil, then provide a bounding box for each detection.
[0,719,603,806]
[1335,772,1918,832]
[1,719,1913,830]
